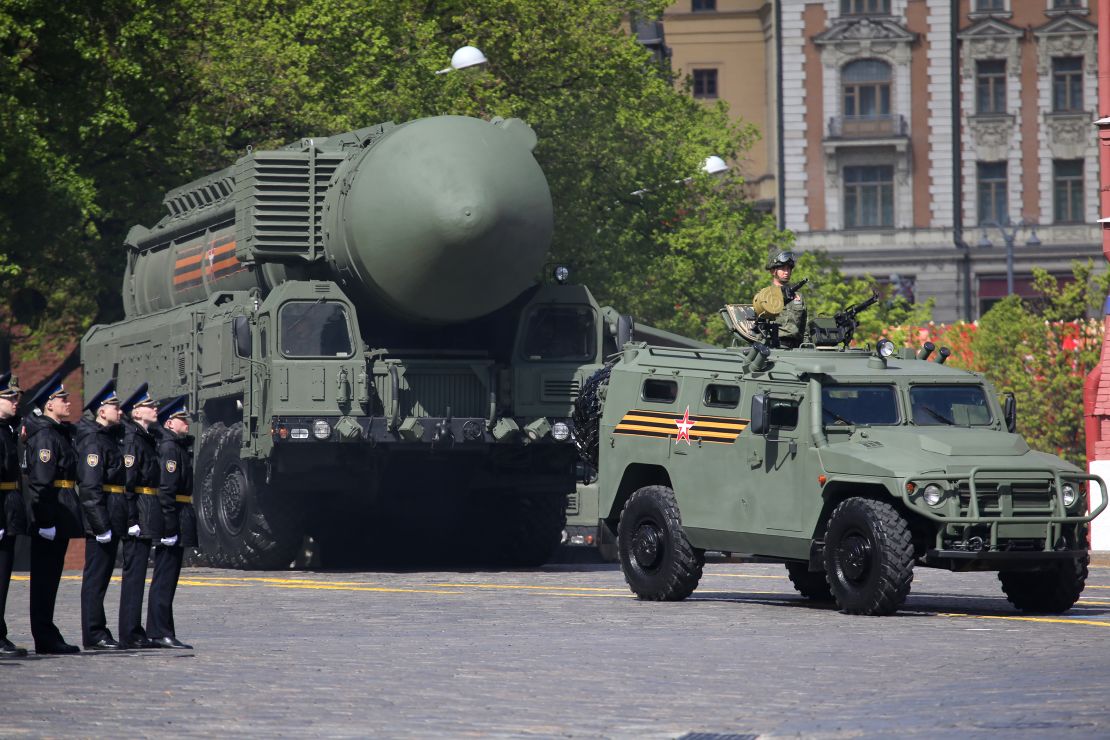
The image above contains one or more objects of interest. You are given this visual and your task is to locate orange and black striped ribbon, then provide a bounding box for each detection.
[613,409,748,444]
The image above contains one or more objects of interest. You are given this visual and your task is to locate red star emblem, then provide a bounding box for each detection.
[674,406,696,445]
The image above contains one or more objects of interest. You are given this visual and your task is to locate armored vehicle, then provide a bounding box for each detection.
[82,115,608,568]
[574,309,1107,615]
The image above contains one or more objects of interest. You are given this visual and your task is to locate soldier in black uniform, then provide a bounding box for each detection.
[23,373,82,654]
[118,383,158,649]
[0,372,28,657]
[146,395,195,649]
[76,380,125,650]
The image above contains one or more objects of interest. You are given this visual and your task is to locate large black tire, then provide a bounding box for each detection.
[617,485,703,601]
[192,422,228,567]
[785,562,834,601]
[823,497,914,616]
[999,555,1089,613]
[488,492,567,568]
[204,422,303,569]
[572,365,611,470]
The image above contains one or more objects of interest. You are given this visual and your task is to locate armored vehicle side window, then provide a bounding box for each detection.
[769,399,799,430]
[910,385,992,426]
[821,385,899,425]
[521,306,596,361]
[279,301,354,358]
[232,315,251,358]
[642,378,678,403]
[704,384,740,409]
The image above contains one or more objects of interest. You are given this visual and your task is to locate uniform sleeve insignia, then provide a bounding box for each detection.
[124,454,135,468]
[38,449,51,463]
[86,453,100,467]
[166,460,177,473]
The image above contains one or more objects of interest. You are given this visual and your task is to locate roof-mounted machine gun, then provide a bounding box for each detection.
[808,291,879,348]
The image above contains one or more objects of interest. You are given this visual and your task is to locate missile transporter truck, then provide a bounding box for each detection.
[573,307,1107,615]
[82,115,607,568]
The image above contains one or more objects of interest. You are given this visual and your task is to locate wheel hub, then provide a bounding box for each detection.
[632,523,663,569]
[220,470,246,535]
[837,534,872,582]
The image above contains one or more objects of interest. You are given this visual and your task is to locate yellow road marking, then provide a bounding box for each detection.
[703,573,789,580]
[935,612,1110,628]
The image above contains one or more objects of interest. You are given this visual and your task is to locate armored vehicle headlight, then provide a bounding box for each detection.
[554,266,570,284]
[290,428,309,439]
[922,484,944,507]
[312,419,332,440]
[1062,483,1078,508]
[877,338,896,358]
[552,422,570,441]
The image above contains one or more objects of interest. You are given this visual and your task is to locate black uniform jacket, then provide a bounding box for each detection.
[155,431,196,547]
[123,418,161,540]
[22,413,82,538]
[0,414,27,535]
[75,418,126,537]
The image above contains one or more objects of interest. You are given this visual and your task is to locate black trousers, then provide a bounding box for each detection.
[80,537,118,646]
[30,535,69,648]
[146,544,182,640]
[0,533,14,641]
[118,538,151,644]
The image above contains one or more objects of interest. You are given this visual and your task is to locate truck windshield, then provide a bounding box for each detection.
[821,385,899,425]
[521,306,596,361]
[909,385,992,426]
[280,301,354,358]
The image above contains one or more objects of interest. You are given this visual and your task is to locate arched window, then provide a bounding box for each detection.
[842,59,891,119]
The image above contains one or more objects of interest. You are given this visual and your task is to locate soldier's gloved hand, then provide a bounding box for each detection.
[782,285,795,302]
[38,527,56,541]
[0,528,5,542]
[127,524,141,537]
[160,535,178,547]
[95,530,112,544]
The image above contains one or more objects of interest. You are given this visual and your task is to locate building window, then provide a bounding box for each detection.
[975,60,1006,114]
[842,59,891,119]
[1052,57,1084,112]
[1053,159,1084,223]
[974,0,1004,10]
[1053,0,1082,7]
[977,162,1007,225]
[692,69,718,99]
[841,0,890,14]
[844,165,894,229]
[692,0,716,10]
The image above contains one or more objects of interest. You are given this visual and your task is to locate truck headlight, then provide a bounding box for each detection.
[312,419,332,440]
[922,484,944,507]
[1062,483,1078,508]
[551,422,570,441]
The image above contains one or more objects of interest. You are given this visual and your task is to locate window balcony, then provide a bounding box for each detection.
[826,114,908,140]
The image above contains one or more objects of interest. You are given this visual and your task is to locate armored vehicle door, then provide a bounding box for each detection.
[737,384,808,534]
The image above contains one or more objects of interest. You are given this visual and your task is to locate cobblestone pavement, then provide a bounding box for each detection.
[2,559,1109,738]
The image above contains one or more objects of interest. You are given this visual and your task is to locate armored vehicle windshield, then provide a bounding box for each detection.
[908,384,992,426]
[821,385,899,426]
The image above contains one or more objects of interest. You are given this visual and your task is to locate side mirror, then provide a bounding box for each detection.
[749,392,768,435]
[232,315,252,358]
[1002,392,1016,433]
[617,314,635,348]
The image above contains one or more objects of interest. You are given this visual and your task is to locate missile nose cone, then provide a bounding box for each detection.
[338,116,552,324]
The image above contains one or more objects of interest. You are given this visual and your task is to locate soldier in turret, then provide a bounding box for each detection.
[23,374,82,654]
[146,395,195,650]
[0,373,28,657]
[118,383,158,649]
[752,250,809,349]
[75,380,126,650]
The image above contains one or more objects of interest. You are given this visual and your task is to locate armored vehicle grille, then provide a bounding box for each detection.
[542,379,580,401]
[234,150,347,262]
[956,481,1056,516]
[375,370,486,418]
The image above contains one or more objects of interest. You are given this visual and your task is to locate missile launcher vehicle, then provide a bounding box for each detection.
[573,304,1107,615]
[82,115,607,568]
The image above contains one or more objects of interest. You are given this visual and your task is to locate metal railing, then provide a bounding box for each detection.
[827,114,908,139]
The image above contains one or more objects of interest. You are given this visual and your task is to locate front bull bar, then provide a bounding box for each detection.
[903,467,1108,552]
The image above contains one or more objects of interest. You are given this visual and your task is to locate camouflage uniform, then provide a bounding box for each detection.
[775,288,808,349]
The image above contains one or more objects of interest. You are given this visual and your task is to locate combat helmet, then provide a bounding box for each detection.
[765,250,797,271]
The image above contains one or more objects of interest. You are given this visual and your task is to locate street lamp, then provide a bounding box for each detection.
[436,45,489,74]
[976,216,1041,297]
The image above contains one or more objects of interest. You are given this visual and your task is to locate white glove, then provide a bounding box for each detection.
[38,526,56,541]
[128,524,141,537]
[0,529,5,541]
[160,535,178,547]
[95,530,112,544]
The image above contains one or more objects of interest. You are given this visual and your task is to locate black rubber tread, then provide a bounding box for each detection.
[823,497,914,616]
[617,485,703,601]
[785,562,834,601]
[192,422,229,568]
[209,423,303,570]
[998,554,1089,613]
[489,492,568,568]
[572,365,612,470]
